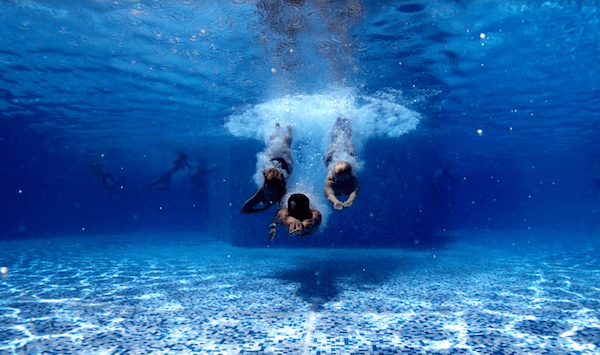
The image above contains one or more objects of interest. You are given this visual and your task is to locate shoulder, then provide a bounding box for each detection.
[312,209,322,219]
[276,208,289,218]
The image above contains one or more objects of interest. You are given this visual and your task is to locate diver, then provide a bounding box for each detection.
[324,161,360,210]
[269,193,322,241]
[88,157,123,194]
[323,117,360,210]
[144,153,191,191]
[241,123,294,213]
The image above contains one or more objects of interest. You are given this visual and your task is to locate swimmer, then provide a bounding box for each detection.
[241,123,294,213]
[324,161,360,210]
[269,193,322,241]
[144,153,191,191]
[87,157,123,194]
[323,117,360,210]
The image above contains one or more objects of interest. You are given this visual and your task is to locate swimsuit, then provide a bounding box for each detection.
[323,149,357,170]
[271,157,292,175]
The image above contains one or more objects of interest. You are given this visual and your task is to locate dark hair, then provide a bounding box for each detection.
[287,193,311,220]
[264,168,286,200]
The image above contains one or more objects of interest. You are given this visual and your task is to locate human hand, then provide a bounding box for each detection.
[342,200,353,208]
[333,201,343,210]
[269,227,277,241]
[289,221,303,236]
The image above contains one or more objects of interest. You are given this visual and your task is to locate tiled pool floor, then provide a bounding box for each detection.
[1,232,599,354]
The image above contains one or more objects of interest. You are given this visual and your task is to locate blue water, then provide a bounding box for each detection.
[1,0,600,354]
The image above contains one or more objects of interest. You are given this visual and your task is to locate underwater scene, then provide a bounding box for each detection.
[1,0,600,354]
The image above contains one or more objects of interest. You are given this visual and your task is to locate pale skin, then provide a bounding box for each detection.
[324,161,359,210]
[269,206,322,241]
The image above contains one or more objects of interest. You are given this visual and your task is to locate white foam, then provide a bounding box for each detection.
[225,88,421,142]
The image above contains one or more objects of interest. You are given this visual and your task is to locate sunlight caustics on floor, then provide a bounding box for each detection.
[1,232,599,354]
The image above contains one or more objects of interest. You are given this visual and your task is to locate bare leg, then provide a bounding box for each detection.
[324,117,357,170]
[331,117,352,142]
[269,122,282,141]
[283,125,292,147]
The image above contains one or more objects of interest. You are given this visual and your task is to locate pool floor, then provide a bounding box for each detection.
[1,231,599,354]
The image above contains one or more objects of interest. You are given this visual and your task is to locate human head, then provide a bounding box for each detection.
[333,161,352,178]
[287,193,310,217]
[263,168,286,200]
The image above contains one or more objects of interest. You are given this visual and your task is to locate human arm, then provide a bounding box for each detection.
[269,221,277,241]
[324,173,343,210]
[291,210,322,237]
[269,209,296,241]
[144,172,172,190]
[241,190,272,214]
[342,175,360,207]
